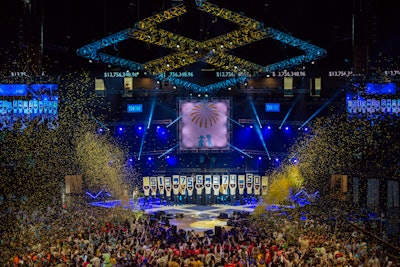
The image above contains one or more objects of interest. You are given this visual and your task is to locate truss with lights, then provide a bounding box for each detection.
[77,1,326,93]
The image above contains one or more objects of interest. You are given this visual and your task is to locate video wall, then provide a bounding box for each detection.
[179,99,230,152]
[0,84,58,130]
[346,82,400,117]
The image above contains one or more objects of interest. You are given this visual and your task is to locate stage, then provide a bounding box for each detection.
[88,198,279,233]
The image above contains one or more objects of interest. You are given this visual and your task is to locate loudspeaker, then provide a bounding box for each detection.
[217,213,228,219]
[175,213,184,218]
[215,226,222,238]
[155,211,166,219]
[65,175,82,194]
[204,229,213,236]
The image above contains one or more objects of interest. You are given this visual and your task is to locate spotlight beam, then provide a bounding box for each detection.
[158,144,179,159]
[167,108,192,128]
[279,95,300,129]
[147,99,156,129]
[229,144,253,158]
[139,99,157,160]
[254,124,271,159]
[88,113,109,131]
[167,114,184,128]
[228,117,244,127]
[138,128,147,160]
[249,99,262,128]
[299,90,342,129]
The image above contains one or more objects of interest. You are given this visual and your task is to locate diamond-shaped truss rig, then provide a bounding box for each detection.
[77,1,326,93]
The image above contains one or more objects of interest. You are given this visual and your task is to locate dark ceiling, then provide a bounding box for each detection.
[1,0,399,73]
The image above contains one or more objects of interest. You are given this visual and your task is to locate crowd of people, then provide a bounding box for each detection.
[0,200,398,267]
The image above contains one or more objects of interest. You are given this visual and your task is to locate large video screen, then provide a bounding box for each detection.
[0,84,58,131]
[179,99,230,151]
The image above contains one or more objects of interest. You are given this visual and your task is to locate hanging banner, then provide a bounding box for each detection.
[195,175,204,195]
[221,175,229,195]
[213,175,220,196]
[158,176,164,195]
[187,176,194,196]
[205,175,212,195]
[254,175,261,195]
[150,176,157,196]
[180,175,187,195]
[261,176,268,196]
[229,174,237,195]
[172,175,180,195]
[238,175,245,195]
[143,176,150,196]
[246,173,253,195]
[165,176,172,197]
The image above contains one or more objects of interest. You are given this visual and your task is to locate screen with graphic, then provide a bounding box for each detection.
[179,99,230,152]
[0,84,58,131]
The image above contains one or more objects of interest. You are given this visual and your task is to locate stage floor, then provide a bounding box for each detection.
[88,198,266,233]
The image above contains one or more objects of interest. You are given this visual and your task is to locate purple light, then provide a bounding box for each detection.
[258,156,262,160]
[128,158,133,162]
[275,158,279,162]
[304,127,308,131]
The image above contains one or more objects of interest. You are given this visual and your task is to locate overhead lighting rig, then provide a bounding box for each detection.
[77,0,326,93]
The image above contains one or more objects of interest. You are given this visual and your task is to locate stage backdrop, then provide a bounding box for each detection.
[179,99,230,152]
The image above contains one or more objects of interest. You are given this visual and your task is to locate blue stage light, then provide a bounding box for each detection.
[147,156,152,161]
[258,156,262,160]
[285,126,289,131]
[267,126,271,130]
[166,155,178,166]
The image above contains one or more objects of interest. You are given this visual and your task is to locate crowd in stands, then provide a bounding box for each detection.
[0,201,398,267]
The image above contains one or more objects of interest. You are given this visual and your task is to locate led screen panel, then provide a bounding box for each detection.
[365,83,396,95]
[0,84,28,96]
[179,99,229,151]
[0,84,58,131]
[127,104,143,113]
[265,103,280,112]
